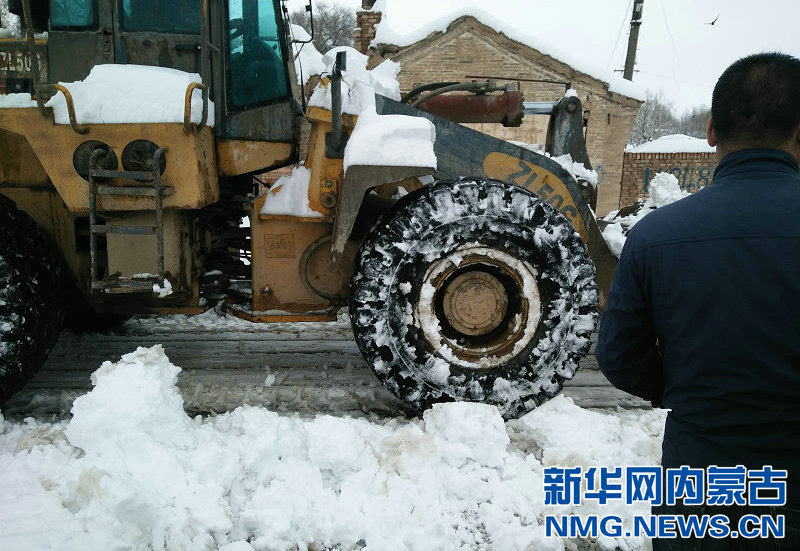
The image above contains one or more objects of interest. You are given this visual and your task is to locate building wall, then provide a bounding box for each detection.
[619,152,717,207]
[360,16,643,215]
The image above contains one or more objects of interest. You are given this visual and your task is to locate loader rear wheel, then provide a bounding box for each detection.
[349,178,599,418]
[0,195,65,404]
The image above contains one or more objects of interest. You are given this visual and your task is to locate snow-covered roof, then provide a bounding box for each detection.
[371,7,645,102]
[627,134,716,154]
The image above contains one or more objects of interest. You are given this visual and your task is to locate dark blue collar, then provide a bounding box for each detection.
[713,148,800,182]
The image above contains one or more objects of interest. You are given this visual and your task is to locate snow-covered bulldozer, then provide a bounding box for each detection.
[0,0,617,417]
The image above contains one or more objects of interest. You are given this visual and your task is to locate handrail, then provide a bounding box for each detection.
[46,84,89,134]
[20,0,47,119]
[183,82,209,134]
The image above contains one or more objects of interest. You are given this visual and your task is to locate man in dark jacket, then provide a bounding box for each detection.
[596,52,800,549]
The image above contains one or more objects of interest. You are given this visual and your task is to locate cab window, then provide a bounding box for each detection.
[50,0,96,29]
[227,0,290,108]
[121,0,202,34]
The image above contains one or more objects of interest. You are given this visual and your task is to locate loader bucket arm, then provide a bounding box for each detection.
[374,94,617,305]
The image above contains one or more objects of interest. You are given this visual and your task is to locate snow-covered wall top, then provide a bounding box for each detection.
[627,134,716,154]
[371,7,646,102]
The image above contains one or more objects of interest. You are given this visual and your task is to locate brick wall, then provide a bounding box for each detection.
[619,152,717,207]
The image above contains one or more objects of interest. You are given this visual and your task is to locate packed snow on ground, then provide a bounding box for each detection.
[602,172,690,257]
[290,24,326,85]
[45,64,214,126]
[370,6,644,102]
[309,47,437,174]
[0,92,38,108]
[509,141,598,186]
[260,165,323,218]
[0,344,665,551]
[627,134,716,154]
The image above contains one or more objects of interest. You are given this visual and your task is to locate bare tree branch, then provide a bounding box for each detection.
[290,1,355,53]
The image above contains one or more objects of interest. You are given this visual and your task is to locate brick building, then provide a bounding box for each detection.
[355,3,644,215]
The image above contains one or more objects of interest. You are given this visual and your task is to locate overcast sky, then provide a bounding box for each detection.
[285,0,800,114]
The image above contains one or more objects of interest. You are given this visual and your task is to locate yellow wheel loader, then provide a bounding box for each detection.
[0,0,617,417]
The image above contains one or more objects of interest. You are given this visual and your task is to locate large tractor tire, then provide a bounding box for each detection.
[350,179,599,418]
[0,195,65,404]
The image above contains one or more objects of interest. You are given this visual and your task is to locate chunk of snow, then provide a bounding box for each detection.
[343,110,437,173]
[290,24,326,85]
[602,172,690,256]
[0,345,667,551]
[372,7,645,101]
[627,134,716,153]
[152,278,173,298]
[564,88,578,98]
[260,165,323,218]
[0,92,38,108]
[45,64,215,126]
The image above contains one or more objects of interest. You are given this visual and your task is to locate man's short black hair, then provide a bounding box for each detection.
[712,52,800,147]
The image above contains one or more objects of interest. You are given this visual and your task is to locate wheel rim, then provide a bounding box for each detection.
[415,246,542,370]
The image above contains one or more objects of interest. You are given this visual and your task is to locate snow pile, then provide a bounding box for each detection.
[0,344,666,550]
[371,7,645,101]
[259,165,323,218]
[290,24,326,85]
[309,46,437,173]
[309,46,403,113]
[509,140,598,186]
[45,64,215,126]
[627,134,716,153]
[602,172,690,257]
[0,92,38,108]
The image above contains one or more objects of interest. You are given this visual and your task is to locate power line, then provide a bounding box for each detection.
[607,0,634,71]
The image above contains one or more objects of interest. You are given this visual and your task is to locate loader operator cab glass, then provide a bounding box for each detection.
[50,0,96,29]
[227,0,290,108]
[121,0,202,33]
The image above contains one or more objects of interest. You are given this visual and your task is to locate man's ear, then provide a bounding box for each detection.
[791,124,800,163]
[707,118,719,147]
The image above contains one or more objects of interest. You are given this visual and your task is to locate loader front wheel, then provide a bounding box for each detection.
[0,195,65,404]
[349,178,598,418]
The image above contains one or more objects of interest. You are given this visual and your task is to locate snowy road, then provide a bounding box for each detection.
[3,309,648,421]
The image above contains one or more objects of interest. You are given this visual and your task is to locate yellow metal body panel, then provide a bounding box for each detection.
[0,107,218,212]
[0,128,49,186]
[301,106,356,216]
[215,139,293,177]
[483,151,588,241]
[250,194,335,313]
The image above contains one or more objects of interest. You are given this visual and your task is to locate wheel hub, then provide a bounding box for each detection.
[416,246,542,370]
[442,271,508,336]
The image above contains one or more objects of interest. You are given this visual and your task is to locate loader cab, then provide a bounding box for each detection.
[42,0,300,142]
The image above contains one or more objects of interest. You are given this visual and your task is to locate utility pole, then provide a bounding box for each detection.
[623,0,645,81]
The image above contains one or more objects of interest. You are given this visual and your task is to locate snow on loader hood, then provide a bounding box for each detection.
[45,64,214,126]
[0,344,666,551]
[309,47,437,173]
[265,47,437,217]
